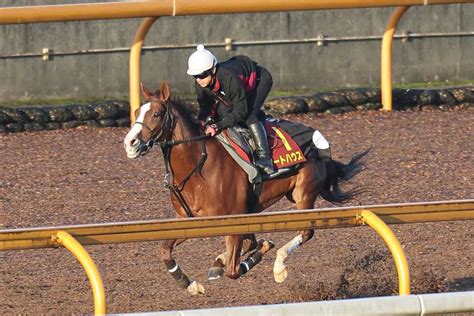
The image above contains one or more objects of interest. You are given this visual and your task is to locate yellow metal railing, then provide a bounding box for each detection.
[358,210,411,295]
[1,1,473,24]
[130,17,159,123]
[1,200,473,313]
[53,231,106,315]
[2,200,473,251]
[381,6,411,111]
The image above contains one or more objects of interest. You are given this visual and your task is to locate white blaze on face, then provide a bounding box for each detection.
[123,102,152,159]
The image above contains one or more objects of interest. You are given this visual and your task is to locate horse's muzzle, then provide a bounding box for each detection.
[139,139,154,156]
[124,138,155,159]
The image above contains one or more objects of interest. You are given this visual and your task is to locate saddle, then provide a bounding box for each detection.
[216,120,308,183]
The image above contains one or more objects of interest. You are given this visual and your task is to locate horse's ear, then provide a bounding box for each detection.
[159,80,171,101]
[141,83,153,100]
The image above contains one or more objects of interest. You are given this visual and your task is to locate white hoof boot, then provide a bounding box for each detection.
[273,262,288,283]
[187,281,205,295]
[273,254,288,283]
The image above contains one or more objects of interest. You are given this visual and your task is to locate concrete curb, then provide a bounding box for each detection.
[115,291,474,316]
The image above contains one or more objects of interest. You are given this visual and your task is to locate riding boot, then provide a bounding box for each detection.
[248,122,275,174]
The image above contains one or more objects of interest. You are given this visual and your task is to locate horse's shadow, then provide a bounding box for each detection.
[448,277,474,291]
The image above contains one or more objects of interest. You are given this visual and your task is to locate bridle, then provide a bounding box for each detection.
[135,97,209,218]
[133,97,177,155]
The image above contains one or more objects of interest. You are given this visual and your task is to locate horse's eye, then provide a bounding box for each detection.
[153,112,161,118]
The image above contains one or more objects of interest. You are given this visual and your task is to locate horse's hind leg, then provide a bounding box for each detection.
[274,167,321,282]
[162,239,205,295]
[273,228,314,283]
[273,160,325,283]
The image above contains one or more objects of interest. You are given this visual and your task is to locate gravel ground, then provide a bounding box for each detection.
[1,108,473,314]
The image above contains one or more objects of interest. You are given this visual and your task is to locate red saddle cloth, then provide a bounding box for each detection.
[222,121,306,170]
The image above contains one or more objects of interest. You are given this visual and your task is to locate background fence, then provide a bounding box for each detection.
[0,1,473,101]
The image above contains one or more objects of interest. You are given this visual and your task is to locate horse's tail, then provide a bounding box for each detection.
[319,148,370,204]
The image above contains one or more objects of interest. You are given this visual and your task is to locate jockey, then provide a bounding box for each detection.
[187,44,275,174]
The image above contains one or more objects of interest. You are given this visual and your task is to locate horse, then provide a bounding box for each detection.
[123,80,368,295]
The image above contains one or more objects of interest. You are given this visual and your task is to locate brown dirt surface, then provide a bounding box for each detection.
[1,109,473,314]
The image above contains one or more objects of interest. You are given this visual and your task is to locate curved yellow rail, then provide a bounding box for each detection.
[359,210,411,295]
[381,6,410,111]
[53,231,106,315]
[130,17,159,123]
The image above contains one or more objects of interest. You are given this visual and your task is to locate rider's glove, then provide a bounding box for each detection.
[205,124,218,137]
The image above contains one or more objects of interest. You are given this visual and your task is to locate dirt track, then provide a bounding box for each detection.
[1,109,473,314]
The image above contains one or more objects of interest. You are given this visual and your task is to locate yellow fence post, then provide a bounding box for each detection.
[381,6,410,111]
[53,231,106,316]
[129,17,159,124]
[358,210,411,295]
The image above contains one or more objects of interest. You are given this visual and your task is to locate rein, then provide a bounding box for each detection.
[161,139,207,218]
[156,134,208,147]
[139,98,209,218]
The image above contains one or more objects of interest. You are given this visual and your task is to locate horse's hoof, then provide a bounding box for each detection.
[273,265,288,283]
[187,281,205,295]
[208,267,224,280]
[261,240,275,254]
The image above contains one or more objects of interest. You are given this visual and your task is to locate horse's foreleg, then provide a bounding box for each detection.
[224,235,244,279]
[273,229,315,283]
[240,239,275,275]
[208,234,259,280]
[242,234,259,255]
[224,236,275,279]
[161,239,205,295]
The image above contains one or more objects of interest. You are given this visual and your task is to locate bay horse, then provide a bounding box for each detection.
[123,81,368,295]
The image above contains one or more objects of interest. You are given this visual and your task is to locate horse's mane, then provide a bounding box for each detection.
[170,97,200,134]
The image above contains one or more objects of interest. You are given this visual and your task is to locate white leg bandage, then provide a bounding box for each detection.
[168,262,179,273]
[282,234,303,257]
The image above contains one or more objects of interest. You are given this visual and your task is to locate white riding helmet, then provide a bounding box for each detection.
[187,44,217,76]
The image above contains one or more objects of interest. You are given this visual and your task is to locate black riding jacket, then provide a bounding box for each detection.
[195,55,259,130]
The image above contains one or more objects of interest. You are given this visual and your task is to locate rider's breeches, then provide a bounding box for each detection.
[245,66,273,126]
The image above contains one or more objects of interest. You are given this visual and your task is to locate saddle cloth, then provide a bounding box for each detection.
[216,120,312,183]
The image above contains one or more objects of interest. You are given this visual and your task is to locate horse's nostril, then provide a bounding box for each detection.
[131,138,140,146]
